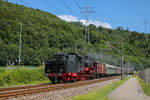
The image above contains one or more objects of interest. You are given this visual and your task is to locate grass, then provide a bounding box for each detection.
[138,77,150,96]
[0,65,42,69]
[72,79,128,100]
[13,80,50,86]
[0,68,49,88]
[0,65,34,67]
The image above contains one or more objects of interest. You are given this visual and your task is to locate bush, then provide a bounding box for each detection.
[0,68,49,87]
[138,77,150,96]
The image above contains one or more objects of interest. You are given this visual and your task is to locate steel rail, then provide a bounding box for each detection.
[0,76,119,99]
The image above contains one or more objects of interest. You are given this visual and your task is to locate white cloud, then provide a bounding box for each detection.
[57,15,112,29]
[80,19,112,29]
[57,15,78,22]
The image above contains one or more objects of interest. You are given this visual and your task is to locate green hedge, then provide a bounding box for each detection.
[138,77,150,96]
[0,68,49,87]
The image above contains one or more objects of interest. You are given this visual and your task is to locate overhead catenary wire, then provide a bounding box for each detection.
[72,0,86,20]
[73,0,97,22]
[19,0,31,7]
[73,0,81,9]
[75,0,110,27]
[72,0,97,43]
[62,0,77,17]
[44,0,65,14]
[83,0,89,6]
[78,0,86,7]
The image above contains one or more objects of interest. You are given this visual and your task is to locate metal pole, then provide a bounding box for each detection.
[85,25,87,41]
[121,41,124,80]
[128,61,129,77]
[85,7,88,43]
[81,6,94,43]
[144,20,148,33]
[19,23,22,68]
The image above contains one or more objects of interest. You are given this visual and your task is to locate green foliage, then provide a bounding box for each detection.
[138,77,150,96]
[0,68,49,87]
[72,79,127,100]
[0,1,150,70]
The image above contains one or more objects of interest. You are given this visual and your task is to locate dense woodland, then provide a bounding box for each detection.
[0,0,150,70]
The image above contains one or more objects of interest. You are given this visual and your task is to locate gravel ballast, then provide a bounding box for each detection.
[8,78,119,100]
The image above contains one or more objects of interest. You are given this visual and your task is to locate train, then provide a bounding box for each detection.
[45,53,134,83]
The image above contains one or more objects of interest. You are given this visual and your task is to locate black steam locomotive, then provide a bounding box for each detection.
[45,53,94,83]
[45,53,134,83]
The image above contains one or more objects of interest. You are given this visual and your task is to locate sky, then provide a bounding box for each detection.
[8,0,150,33]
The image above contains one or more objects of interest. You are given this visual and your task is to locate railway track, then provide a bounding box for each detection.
[0,76,119,99]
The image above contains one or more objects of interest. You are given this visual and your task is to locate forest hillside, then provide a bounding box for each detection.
[0,0,150,70]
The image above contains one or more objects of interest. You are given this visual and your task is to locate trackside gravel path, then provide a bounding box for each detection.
[108,78,150,100]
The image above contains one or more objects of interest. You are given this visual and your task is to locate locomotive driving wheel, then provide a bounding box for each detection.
[49,77,55,84]
[52,79,55,84]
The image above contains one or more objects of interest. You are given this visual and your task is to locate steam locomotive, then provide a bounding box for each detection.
[45,53,134,83]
